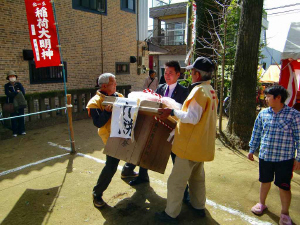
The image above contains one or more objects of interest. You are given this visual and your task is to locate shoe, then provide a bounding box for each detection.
[93,197,106,208]
[187,202,206,217]
[155,211,178,224]
[121,171,138,179]
[195,209,206,218]
[21,132,26,135]
[13,134,17,137]
[129,176,149,186]
[183,191,190,203]
[251,203,267,215]
[279,214,292,225]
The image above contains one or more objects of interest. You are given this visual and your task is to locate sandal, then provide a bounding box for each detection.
[251,203,267,215]
[279,214,292,225]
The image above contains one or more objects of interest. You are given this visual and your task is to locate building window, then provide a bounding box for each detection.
[116,62,130,75]
[29,61,67,84]
[120,0,135,13]
[165,22,185,45]
[73,0,106,14]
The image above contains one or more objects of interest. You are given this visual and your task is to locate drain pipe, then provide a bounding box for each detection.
[101,14,104,74]
[136,0,140,74]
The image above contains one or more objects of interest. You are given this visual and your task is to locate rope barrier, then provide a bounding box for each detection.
[0,107,67,121]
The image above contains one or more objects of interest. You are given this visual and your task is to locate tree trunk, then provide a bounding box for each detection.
[227,0,263,147]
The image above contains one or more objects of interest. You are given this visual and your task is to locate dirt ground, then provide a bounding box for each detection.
[0,117,299,225]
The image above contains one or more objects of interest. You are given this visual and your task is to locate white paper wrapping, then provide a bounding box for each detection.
[110,98,140,142]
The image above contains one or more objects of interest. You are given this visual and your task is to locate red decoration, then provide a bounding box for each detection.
[154,116,173,131]
[24,0,61,68]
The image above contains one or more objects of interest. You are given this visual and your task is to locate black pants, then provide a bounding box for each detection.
[10,108,25,135]
[123,153,189,197]
[93,155,120,200]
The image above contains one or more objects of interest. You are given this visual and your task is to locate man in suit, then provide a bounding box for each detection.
[156,61,189,104]
[121,61,190,200]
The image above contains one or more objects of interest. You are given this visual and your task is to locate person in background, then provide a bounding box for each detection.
[258,86,265,107]
[248,85,300,225]
[4,70,26,137]
[143,70,158,91]
[159,73,166,84]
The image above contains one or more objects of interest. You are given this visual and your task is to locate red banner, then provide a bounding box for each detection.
[24,0,61,68]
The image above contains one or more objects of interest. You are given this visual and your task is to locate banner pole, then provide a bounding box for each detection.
[51,0,76,154]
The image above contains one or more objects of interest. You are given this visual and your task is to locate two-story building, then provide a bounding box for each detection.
[148,2,187,80]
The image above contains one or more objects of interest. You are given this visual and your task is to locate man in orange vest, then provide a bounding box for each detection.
[86,73,123,208]
[155,57,218,223]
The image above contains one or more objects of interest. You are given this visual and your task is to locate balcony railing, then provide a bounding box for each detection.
[150,35,186,46]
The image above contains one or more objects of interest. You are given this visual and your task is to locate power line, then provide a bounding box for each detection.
[268,8,300,15]
[268,10,300,17]
[265,3,300,10]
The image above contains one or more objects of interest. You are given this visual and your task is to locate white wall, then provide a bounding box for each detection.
[138,0,148,41]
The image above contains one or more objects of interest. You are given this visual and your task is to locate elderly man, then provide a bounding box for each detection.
[155,57,218,223]
[86,73,124,208]
[122,61,189,188]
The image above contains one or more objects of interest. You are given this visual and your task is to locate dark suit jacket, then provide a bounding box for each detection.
[155,82,189,105]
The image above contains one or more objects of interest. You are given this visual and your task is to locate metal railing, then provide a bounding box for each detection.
[150,35,186,46]
[0,85,131,138]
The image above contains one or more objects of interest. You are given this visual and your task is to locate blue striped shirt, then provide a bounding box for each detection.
[249,105,300,162]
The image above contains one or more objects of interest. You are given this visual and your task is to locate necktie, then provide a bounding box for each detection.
[165,86,169,97]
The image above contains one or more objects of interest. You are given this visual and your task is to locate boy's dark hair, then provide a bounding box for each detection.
[264,85,289,103]
[165,61,181,74]
[149,70,156,76]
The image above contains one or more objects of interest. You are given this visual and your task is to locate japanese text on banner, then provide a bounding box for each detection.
[24,0,61,68]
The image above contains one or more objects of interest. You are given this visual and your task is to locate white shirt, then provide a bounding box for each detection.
[173,85,203,125]
[165,83,177,97]
[174,99,202,125]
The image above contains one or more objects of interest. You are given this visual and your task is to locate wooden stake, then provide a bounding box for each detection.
[67,94,76,154]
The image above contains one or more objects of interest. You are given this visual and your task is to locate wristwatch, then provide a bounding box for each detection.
[170,109,175,116]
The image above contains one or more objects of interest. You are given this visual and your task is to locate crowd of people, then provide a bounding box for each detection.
[87,56,300,225]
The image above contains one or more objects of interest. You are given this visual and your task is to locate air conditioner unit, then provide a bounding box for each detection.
[139,56,145,66]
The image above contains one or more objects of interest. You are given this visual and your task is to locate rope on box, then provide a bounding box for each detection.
[143,88,162,103]
[142,89,172,131]
[154,116,173,131]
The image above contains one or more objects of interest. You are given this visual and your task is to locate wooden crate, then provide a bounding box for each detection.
[103,97,176,174]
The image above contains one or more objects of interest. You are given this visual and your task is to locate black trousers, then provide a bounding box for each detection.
[123,153,189,198]
[93,155,120,200]
[10,108,25,135]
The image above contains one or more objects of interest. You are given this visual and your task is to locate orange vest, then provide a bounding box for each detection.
[172,81,218,162]
[86,91,123,144]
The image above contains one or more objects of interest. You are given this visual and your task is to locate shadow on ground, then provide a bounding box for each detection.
[1,156,74,225]
[97,182,219,225]
[1,186,60,225]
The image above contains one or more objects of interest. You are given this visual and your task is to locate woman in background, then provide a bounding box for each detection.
[4,70,26,137]
[143,70,158,91]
